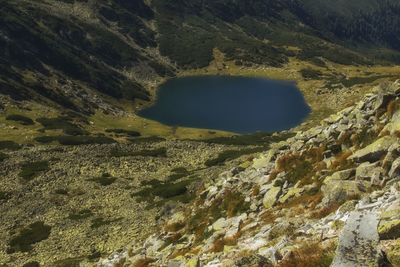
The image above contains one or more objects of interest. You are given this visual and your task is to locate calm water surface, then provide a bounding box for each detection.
[139,76,311,133]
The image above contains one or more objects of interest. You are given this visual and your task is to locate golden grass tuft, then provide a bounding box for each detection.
[277,241,336,267]
[132,258,155,267]
[386,98,400,118]
[330,150,353,171]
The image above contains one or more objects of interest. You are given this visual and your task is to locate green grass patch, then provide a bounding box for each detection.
[205,147,265,167]
[8,221,51,253]
[201,132,294,146]
[0,141,21,150]
[326,74,392,89]
[19,160,50,181]
[105,128,141,137]
[6,114,34,125]
[133,174,198,207]
[88,173,117,186]
[35,135,115,145]
[68,209,93,220]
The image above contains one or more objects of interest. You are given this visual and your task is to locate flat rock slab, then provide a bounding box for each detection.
[332,211,382,267]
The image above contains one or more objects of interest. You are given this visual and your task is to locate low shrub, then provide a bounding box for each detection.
[0,141,21,150]
[167,167,190,182]
[300,68,323,80]
[35,135,115,145]
[277,241,336,267]
[8,221,51,253]
[54,188,68,195]
[58,135,115,145]
[19,160,50,181]
[109,147,167,157]
[90,217,121,229]
[36,117,86,135]
[0,152,8,162]
[22,261,40,267]
[133,175,198,207]
[88,173,117,186]
[127,136,166,143]
[6,114,34,125]
[0,191,10,201]
[68,209,93,220]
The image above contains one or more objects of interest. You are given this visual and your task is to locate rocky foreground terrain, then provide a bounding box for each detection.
[1,138,254,266]
[99,81,400,267]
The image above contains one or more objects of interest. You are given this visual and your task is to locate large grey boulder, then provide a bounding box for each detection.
[349,136,398,163]
[332,211,383,267]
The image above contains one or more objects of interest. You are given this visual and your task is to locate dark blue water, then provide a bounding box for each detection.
[139,76,311,134]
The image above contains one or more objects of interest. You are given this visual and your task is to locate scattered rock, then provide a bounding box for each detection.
[321,180,366,206]
[263,186,282,209]
[349,136,397,163]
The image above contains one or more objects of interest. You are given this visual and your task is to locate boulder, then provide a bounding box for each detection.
[167,260,184,267]
[389,157,400,179]
[355,162,384,186]
[356,162,380,180]
[258,246,283,265]
[332,211,383,267]
[321,180,366,207]
[379,201,400,240]
[348,136,397,163]
[252,153,273,169]
[185,256,199,267]
[263,186,282,209]
[382,108,400,135]
[278,187,304,204]
[212,218,228,232]
[378,220,400,240]
[372,93,395,113]
[383,239,400,267]
[325,169,356,183]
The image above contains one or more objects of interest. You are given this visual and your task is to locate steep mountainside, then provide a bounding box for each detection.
[1,0,400,113]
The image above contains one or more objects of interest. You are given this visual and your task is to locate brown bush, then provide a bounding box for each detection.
[277,242,335,267]
[330,150,353,171]
[132,258,155,267]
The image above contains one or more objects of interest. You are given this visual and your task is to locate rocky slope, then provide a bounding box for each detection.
[1,137,268,266]
[99,81,400,267]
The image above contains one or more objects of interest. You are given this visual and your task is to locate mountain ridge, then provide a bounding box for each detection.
[2,0,400,115]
